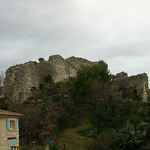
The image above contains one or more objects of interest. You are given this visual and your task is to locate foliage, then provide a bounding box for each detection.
[69,61,111,105]
[4,60,150,149]
[145,126,150,139]
[55,121,94,150]
[0,71,4,95]
[49,141,58,150]
[122,87,138,100]
[68,61,112,123]
[0,97,8,110]
[39,84,44,90]
[118,83,139,100]
[33,61,37,65]
[7,79,69,145]
[38,57,45,62]
[0,71,4,87]
[45,75,52,83]
[19,102,42,143]
[113,123,144,150]
[92,132,111,150]
[90,103,127,132]
[20,144,45,150]
[137,122,149,133]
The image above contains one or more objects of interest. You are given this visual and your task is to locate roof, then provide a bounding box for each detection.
[0,109,24,117]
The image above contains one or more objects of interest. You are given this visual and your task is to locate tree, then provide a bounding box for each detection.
[113,123,144,150]
[0,71,4,87]
[0,97,7,110]
[0,71,4,94]
[69,61,111,105]
[38,57,45,62]
[93,132,111,150]
[9,102,42,144]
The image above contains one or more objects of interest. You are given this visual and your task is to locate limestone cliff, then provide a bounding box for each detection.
[2,55,95,102]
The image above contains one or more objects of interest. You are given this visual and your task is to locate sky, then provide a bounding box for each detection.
[0,0,150,83]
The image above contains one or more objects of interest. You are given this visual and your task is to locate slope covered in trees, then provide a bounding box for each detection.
[1,61,150,149]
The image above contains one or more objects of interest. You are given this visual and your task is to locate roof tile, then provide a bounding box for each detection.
[0,109,24,117]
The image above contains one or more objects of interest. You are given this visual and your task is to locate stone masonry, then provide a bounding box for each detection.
[0,109,23,150]
[113,72,149,102]
[1,55,149,103]
[2,55,95,103]
[0,117,19,150]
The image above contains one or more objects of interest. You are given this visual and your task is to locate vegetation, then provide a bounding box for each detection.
[0,98,8,110]
[20,145,45,150]
[38,57,45,62]
[112,122,144,150]
[1,61,150,149]
[0,71,4,95]
[56,120,93,150]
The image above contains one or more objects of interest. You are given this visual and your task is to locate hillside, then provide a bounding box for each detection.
[0,56,150,150]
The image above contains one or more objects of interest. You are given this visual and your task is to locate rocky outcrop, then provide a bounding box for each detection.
[2,55,95,102]
[2,55,149,103]
[3,62,40,103]
[113,72,149,102]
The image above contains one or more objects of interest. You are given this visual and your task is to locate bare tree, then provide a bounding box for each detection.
[0,71,5,94]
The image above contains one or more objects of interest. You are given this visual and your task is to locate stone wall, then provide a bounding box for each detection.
[2,55,96,102]
[113,72,149,102]
[0,116,19,150]
[2,55,149,103]
[3,62,40,103]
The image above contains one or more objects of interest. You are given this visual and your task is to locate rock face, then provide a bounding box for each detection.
[2,55,149,103]
[3,62,40,103]
[113,72,149,102]
[2,55,95,102]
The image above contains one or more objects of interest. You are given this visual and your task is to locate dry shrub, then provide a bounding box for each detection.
[93,132,111,150]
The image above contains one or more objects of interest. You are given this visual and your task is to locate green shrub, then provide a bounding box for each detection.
[33,61,37,65]
[39,84,44,90]
[146,126,150,139]
[49,141,58,150]
[113,123,144,150]
[45,75,52,83]
[137,122,149,133]
[93,132,111,150]
[0,98,8,110]
[38,57,45,62]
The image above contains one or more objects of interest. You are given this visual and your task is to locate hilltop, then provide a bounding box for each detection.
[1,56,150,149]
[1,55,149,103]
[2,55,96,103]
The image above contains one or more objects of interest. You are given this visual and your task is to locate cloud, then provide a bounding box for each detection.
[0,0,150,84]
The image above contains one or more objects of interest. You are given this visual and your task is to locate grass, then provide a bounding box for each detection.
[55,120,94,150]
[20,145,45,150]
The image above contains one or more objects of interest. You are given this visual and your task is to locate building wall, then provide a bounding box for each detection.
[0,116,19,150]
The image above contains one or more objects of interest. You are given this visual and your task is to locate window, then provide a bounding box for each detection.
[10,120,15,129]
[6,119,17,130]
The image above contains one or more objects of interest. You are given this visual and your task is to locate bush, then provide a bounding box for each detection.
[45,75,52,83]
[145,126,150,139]
[137,122,149,133]
[38,57,45,62]
[39,84,44,90]
[49,141,58,150]
[113,123,144,150]
[0,98,8,110]
[93,132,111,150]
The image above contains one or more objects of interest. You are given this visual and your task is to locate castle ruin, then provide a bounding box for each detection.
[1,55,149,103]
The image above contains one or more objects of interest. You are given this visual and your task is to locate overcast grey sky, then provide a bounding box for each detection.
[0,0,150,82]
